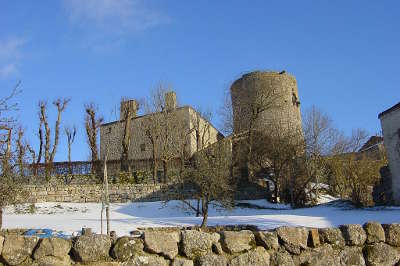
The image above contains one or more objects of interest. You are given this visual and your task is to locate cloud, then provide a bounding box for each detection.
[0,37,26,78]
[63,0,168,38]
[0,64,17,78]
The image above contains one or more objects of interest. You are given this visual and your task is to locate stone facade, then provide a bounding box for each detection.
[2,222,400,265]
[230,71,302,135]
[100,105,221,164]
[379,102,400,204]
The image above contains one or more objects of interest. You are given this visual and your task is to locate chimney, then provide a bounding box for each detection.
[165,91,177,111]
[120,99,138,120]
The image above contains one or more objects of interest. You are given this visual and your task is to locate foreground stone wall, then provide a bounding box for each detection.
[1,222,400,265]
[23,182,269,203]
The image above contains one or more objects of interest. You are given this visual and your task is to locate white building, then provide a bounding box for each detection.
[379,102,400,204]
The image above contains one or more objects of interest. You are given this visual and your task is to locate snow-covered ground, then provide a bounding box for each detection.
[4,199,400,237]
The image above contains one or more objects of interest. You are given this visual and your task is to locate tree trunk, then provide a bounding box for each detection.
[100,207,103,234]
[200,199,208,228]
[152,142,157,184]
[106,206,110,236]
[68,144,72,175]
[196,199,201,217]
[0,208,3,229]
[121,109,132,173]
[162,160,168,183]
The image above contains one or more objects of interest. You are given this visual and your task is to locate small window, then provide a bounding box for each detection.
[140,143,146,152]
[108,127,112,133]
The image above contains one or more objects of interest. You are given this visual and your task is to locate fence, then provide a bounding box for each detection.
[19,158,182,185]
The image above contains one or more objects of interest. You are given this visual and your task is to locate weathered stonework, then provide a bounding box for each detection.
[22,181,268,203]
[231,71,302,135]
[1,223,400,265]
[23,183,195,203]
[100,105,221,163]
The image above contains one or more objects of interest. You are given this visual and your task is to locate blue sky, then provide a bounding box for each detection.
[1,0,399,161]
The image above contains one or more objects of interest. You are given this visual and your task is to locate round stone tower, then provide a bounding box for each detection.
[230,71,302,135]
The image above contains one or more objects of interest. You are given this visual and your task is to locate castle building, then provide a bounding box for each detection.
[231,71,302,135]
[229,71,303,180]
[99,92,222,177]
[379,102,400,204]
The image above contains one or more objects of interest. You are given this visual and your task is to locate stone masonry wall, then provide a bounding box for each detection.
[24,183,192,203]
[1,222,400,265]
[23,182,269,203]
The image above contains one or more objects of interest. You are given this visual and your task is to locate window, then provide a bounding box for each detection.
[140,143,146,152]
[108,127,112,133]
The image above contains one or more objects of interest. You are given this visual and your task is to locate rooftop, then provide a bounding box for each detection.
[378,102,400,119]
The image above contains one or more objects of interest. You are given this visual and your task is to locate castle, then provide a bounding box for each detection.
[100,91,223,180]
[99,71,303,182]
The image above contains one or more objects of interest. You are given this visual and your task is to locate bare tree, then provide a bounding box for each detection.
[27,107,44,170]
[120,98,136,173]
[16,127,27,177]
[226,86,283,181]
[143,86,169,183]
[0,127,12,177]
[188,108,214,216]
[101,154,110,235]
[159,110,179,182]
[51,99,70,162]
[250,122,303,204]
[182,139,234,227]
[301,106,338,200]
[218,88,234,136]
[85,103,104,164]
[0,82,20,177]
[145,85,180,183]
[0,84,27,229]
[144,117,161,184]
[65,125,77,176]
[38,98,70,165]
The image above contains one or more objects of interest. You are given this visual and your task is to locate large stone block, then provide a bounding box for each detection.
[172,257,194,266]
[293,244,340,266]
[181,230,213,259]
[121,255,169,266]
[111,237,144,262]
[72,234,112,263]
[276,226,308,254]
[340,224,367,246]
[197,254,227,266]
[1,235,39,266]
[270,251,294,266]
[33,237,71,260]
[220,230,254,254]
[364,222,385,244]
[318,228,345,248]
[308,228,320,248]
[255,231,279,250]
[383,223,400,246]
[365,242,400,266]
[35,255,72,266]
[144,231,180,259]
[339,246,365,266]
[229,247,270,266]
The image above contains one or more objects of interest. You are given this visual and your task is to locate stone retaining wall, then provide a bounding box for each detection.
[23,182,269,203]
[24,183,192,203]
[1,222,400,265]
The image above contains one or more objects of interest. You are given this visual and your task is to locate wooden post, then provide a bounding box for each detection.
[104,155,110,235]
